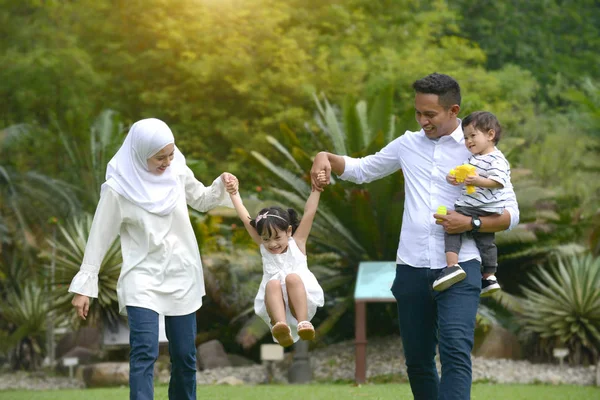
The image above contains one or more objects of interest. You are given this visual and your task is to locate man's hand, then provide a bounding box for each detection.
[433,210,472,234]
[72,294,90,320]
[221,172,239,195]
[310,152,331,191]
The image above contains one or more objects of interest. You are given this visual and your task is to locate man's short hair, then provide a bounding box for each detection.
[412,73,461,109]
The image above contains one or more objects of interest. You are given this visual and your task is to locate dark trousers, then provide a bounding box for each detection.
[127,306,197,400]
[391,259,481,400]
[445,206,497,274]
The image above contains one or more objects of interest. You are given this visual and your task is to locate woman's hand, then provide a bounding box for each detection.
[221,172,239,194]
[72,294,90,320]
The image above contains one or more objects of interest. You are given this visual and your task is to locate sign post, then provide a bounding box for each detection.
[354,261,396,384]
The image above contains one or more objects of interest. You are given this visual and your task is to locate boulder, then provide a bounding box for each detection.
[55,327,100,359]
[196,340,231,370]
[79,362,159,388]
[474,324,522,360]
[80,362,129,387]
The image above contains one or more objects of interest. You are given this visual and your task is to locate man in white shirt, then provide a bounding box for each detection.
[310,73,519,400]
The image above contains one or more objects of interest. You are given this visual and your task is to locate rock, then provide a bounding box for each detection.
[596,360,600,386]
[79,362,155,388]
[216,376,245,385]
[474,324,522,360]
[55,327,101,359]
[197,340,231,370]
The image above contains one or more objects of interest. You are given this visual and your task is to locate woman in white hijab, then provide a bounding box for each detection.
[69,118,238,400]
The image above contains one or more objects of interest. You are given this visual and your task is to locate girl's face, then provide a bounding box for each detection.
[261,226,292,254]
[147,144,175,175]
[463,125,496,155]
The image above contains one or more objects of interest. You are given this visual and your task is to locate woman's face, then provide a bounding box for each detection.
[147,144,175,175]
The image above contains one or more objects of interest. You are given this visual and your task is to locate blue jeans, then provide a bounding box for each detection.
[390,259,481,400]
[127,306,197,400]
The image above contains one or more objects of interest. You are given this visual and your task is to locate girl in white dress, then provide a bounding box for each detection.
[229,177,326,347]
[69,118,238,400]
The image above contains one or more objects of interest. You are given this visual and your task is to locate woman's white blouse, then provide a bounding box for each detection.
[68,166,233,316]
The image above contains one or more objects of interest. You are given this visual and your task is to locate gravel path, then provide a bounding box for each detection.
[0,336,596,390]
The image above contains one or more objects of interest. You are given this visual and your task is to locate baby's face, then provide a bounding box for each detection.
[261,227,292,254]
[463,125,495,155]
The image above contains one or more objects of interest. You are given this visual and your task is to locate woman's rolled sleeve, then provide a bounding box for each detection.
[185,168,233,211]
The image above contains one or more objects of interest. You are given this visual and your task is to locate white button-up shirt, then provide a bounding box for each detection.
[339,124,519,269]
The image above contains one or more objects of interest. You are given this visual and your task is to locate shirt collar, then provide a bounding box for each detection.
[447,118,463,143]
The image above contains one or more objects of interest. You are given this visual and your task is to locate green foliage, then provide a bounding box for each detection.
[519,253,600,365]
[450,0,600,87]
[55,110,126,211]
[0,161,80,247]
[0,0,103,126]
[41,214,122,326]
[0,282,56,369]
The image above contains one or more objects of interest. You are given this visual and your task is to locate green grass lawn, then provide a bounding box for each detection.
[1,383,599,400]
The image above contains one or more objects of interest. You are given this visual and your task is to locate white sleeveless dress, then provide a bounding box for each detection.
[254,237,325,344]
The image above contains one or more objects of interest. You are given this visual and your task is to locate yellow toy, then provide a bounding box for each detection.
[436,206,447,222]
[449,164,476,194]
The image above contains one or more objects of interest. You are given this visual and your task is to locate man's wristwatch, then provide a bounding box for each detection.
[471,216,482,232]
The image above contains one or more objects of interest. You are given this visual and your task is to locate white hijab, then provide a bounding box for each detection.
[102,118,186,216]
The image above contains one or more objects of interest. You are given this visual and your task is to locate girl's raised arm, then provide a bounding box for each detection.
[229,192,262,246]
[292,189,321,253]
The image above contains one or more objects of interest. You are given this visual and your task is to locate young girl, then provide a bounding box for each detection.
[228,177,326,347]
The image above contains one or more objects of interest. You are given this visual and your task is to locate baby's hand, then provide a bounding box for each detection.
[446,174,458,185]
[464,171,480,186]
[221,172,239,195]
[317,171,327,186]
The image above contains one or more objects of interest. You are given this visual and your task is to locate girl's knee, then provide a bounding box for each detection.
[285,273,303,286]
[266,279,282,291]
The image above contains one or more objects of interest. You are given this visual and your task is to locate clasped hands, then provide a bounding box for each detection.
[222,172,239,195]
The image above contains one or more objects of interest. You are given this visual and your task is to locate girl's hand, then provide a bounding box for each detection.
[72,294,90,320]
[221,172,239,195]
[317,171,327,187]
[464,171,480,186]
[446,174,458,185]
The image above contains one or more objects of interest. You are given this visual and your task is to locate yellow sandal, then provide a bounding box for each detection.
[297,320,315,341]
[271,322,294,347]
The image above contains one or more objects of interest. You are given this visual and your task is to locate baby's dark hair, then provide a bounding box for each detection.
[462,111,503,144]
[250,206,300,237]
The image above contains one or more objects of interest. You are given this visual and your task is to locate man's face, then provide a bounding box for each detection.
[414,93,460,139]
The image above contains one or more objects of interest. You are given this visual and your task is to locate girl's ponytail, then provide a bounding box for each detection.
[287,208,300,234]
